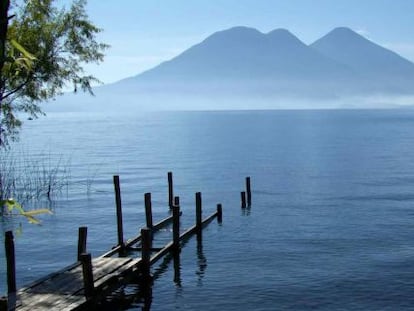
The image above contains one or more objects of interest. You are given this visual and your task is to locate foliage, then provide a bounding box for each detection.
[0,0,109,145]
[1,198,52,224]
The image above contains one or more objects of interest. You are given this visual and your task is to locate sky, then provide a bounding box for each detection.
[75,0,414,85]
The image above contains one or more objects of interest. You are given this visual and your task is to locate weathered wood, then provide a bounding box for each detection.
[168,172,174,209]
[101,213,176,258]
[174,195,180,207]
[80,253,94,299]
[77,227,87,261]
[153,214,175,231]
[180,211,218,241]
[217,203,223,223]
[150,210,219,266]
[196,192,202,234]
[92,258,137,290]
[144,193,153,230]
[141,228,152,281]
[6,170,225,311]
[113,175,125,251]
[0,296,7,311]
[14,257,138,311]
[241,191,247,209]
[5,231,16,294]
[172,198,180,251]
[246,176,252,206]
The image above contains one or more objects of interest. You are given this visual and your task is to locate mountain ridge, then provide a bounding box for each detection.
[52,26,414,111]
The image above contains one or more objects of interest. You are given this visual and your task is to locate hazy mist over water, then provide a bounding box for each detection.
[47,26,414,113]
[2,109,414,310]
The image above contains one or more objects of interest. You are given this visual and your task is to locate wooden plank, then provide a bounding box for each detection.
[14,257,137,311]
[16,267,86,310]
[18,262,81,293]
[150,211,218,265]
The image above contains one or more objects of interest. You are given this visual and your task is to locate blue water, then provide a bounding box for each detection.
[1,109,414,310]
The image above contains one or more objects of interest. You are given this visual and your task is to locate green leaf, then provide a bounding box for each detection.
[10,39,36,60]
[1,199,51,224]
[24,215,41,225]
[22,209,53,216]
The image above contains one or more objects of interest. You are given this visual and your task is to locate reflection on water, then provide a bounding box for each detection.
[241,206,252,216]
[99,234,209,310]
[173,251,181,286]
[99,281,152,311]
[196,235,207,285]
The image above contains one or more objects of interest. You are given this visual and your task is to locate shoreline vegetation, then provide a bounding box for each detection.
[0,148,70,219]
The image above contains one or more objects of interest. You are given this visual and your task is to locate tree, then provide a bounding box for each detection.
[0,0,108,146]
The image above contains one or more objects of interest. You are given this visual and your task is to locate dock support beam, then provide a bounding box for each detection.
[217,204,223,223]
[172,196,180,252]
[80,253,95,299]
[144,193,153,235]
[168,172,174,209]
[113,175,125,252]
[0,297,7,311]
[77,227,87,261]
[5,231,16,294]
[241,191,247,209]
[246,176,252,207]
[196,192,202,235]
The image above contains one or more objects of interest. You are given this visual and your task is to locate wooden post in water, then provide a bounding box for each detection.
[217,204,223,224]
[0,297,7,311]
[113,175,125,251]
[80,253,95,299]
[172,196,180,252]
[196,192,202,234]
[174,196,180,209]
[246,177,252,207]
[141,228,152,281]
[144,193,153,231]
[168,172,174,209]
[5,231,16,294]
[241,191,247,209]
[77,227,88,261]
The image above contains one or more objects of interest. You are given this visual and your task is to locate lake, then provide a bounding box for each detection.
[1,109,414,310]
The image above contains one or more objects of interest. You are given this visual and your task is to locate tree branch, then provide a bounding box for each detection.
[1,75,31,101]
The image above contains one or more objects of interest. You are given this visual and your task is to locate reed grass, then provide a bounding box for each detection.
[0,148,70,211]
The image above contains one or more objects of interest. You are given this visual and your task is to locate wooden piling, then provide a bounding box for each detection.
[217,204,223,223]
[113,175,125,251]
[172,197,180,251]
[5,231,16,294]
[80,253,95,299]
[174,196,180,207]
[144,193,153,230]
[0,297,7,311]
[196,192,202,234]
[168,172,174,209]
[246,176,252,206]
[141,228,152,281]
[77,227,88,261]
[241,191,247,208]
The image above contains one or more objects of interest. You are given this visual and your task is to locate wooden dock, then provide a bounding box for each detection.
[0,172,234,311]
[8,257,139,310]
